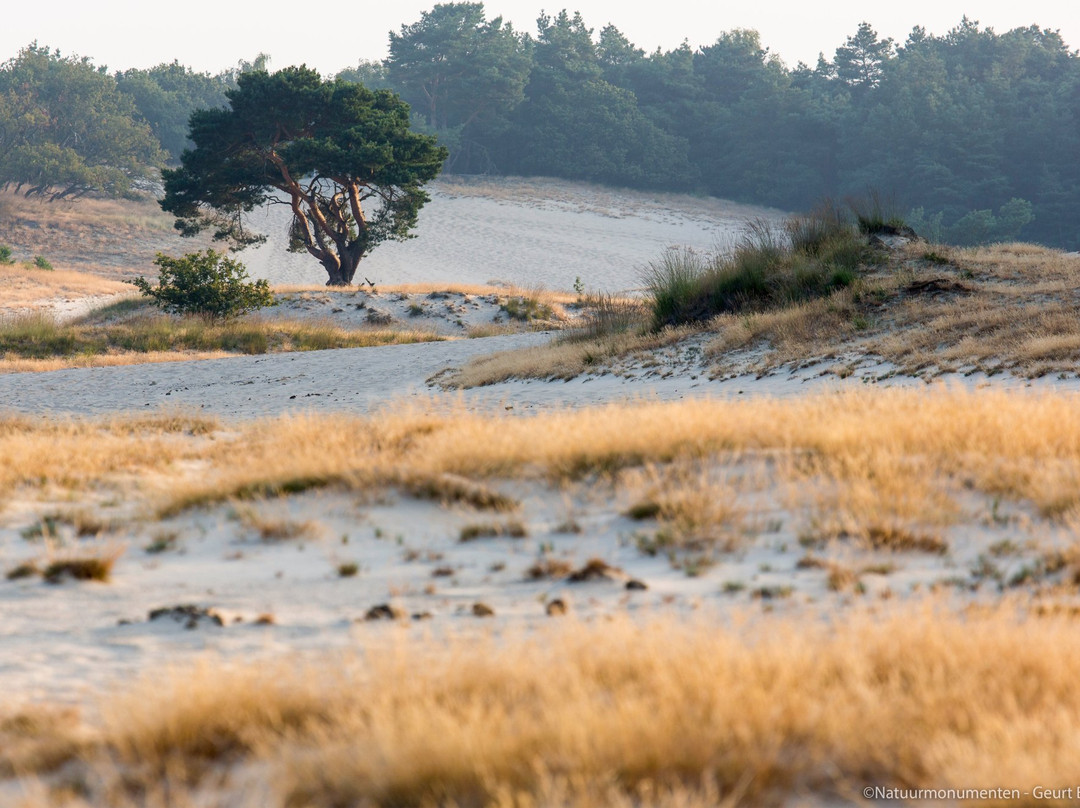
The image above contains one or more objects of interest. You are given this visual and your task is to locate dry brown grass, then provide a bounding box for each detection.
[9,605,1080,805]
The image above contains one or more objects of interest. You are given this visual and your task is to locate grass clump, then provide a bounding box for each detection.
[848,190,909,235]
[403,472,519,511]
[239,510,321,542]
[644,209,872,328]
[144,531,180,554]
[43,551,120,583]
[500,295,555,322]
[5,562,40,580]
[459,520,528,542]
[525,557,574,580]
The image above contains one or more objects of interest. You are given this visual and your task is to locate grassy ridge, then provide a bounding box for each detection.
[0,304,441,362]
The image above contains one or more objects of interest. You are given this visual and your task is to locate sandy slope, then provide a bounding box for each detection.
[243,176,787,290]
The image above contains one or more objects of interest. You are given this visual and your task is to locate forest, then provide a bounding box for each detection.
[1,4,1078,249]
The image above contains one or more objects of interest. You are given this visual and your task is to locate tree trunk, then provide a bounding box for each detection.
[323,258,349,286]
[339,252,360,285]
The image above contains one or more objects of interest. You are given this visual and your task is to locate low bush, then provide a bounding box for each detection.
[131,250,275,320]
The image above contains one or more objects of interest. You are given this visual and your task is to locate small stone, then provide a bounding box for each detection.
[364,603,405,621]
[545,598,567,616]
[472,602,495,617]
[365,307,393,325]
[412,611,433,620]
[625,579,648,591]
[148,604,224,628]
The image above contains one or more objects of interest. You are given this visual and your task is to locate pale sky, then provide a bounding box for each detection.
[3,0,1078,76]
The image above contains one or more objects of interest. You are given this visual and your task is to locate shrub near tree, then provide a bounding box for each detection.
[131,250,275,319]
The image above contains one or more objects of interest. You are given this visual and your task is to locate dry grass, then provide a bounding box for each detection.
[8,388,1080,543]
[8,605,1080,805]
[0,410,217,492]
[401,471,519,511]
[0,264,129,312]
[0,309,442,372]
[459,520,528,541]
[42,546,123,583]
[0,350,234,373]
[623,461,747,553]
[237,509,322,542]
[0,189,205,280]
[444,325,694,387]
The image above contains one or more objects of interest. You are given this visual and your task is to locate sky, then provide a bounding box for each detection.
[3,0,1078,76]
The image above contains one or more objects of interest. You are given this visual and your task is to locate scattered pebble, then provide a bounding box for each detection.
[546,598,568,616]
[364,603,405,621]
[147,605,224,630]
[472,602,495,617]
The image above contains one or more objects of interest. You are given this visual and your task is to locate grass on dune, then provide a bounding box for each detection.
[0,264,130,310]
[7,605,1080,805]
[6,387,1080,538]
[0,305,442,368]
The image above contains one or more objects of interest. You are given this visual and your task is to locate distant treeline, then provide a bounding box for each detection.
[2,5,1079,248]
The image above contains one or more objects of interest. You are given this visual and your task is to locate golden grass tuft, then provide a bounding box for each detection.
[238,509,322,542]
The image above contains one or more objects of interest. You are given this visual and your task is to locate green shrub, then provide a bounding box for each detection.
[130,250,276,320]
[644,209,870,328]
[0,245,14,265]
[33,256,53,270]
